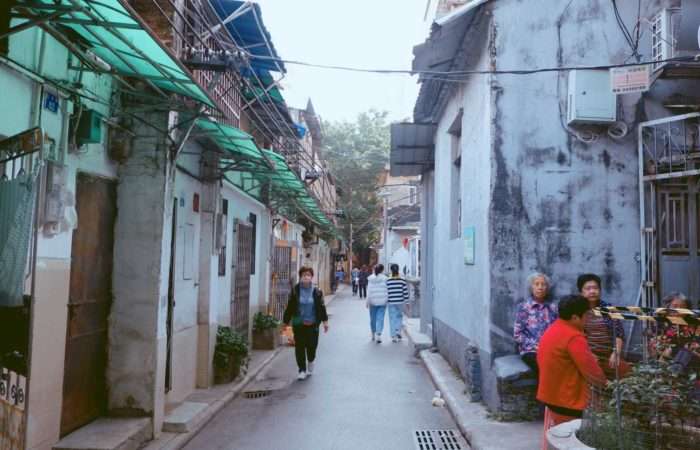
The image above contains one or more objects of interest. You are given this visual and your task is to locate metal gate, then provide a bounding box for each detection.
[270,246,292,321]
[639,114,700,307]
[61,174,116,436]
[231,221,253,335]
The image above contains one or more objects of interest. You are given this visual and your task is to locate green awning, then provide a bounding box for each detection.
[243,85,285,104]
[195,119,264,161]
[11,0,214,106]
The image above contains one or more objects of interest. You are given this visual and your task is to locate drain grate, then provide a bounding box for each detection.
[243,390,271,399]
[413,429,468,450]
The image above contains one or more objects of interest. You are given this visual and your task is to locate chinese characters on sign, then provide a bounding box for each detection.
[610,65,650,95]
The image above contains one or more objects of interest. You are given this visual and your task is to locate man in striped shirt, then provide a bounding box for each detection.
[387,263,409,343]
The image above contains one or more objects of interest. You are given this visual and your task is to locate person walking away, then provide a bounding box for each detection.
[351,267,360,296]
[513,272,557,381]
[537,295,606,450]
[578,273,627,379]
[358,265,369,299]
[283,267,329,380]
[366,264,388,343]
[387,263,409,343]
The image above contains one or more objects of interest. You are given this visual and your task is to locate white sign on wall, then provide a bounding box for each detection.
[610,65,650,94]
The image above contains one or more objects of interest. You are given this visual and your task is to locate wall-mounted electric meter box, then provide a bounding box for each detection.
[567,70,617,125]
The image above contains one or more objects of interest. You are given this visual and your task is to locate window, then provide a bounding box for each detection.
[449,110,463,239]
[249,213,257,274]
[218,199,228,276]
[409,186,417,205]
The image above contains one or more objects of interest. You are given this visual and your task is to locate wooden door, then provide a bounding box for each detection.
[231,221,253,335]
[61,174,116,435]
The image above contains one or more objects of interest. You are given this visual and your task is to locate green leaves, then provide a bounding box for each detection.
[214,326,250,370]
[323,110,390,253]
[253,312,281,331]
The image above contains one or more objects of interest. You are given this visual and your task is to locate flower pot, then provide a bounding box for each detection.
[252,327,278,350]
[214,354,241,384]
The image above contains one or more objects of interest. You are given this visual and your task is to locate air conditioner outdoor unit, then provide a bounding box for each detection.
[651,5,700,77]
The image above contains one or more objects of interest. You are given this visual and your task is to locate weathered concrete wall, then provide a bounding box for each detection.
[485,0,684,356]
[109,108,172,436]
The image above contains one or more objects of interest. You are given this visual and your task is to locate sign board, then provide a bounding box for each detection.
[610,65,650,94]
[463,226,475,265]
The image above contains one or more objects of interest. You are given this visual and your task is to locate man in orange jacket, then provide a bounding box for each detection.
[537,294,606,449]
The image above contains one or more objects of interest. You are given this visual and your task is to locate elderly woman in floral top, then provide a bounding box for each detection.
[513,272,558,377]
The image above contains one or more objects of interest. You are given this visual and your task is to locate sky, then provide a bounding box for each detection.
[253,0,433,123]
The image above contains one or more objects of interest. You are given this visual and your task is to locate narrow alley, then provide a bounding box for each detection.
[183,286,461,450]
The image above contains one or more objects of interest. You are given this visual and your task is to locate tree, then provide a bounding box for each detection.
[323,109,389,259]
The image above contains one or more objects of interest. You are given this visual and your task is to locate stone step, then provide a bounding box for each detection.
[162,401,208,433]
[404,318,433,354]
[53,418,151,450]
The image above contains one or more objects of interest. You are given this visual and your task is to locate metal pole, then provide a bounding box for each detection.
[383,196,389,267]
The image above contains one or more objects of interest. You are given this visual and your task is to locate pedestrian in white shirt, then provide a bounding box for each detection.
[366,264,389,343]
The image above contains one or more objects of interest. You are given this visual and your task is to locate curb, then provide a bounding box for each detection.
[148,347,283,450]
[419,350,475,448]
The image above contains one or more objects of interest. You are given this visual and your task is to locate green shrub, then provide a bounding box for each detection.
[213,326,250,371]
[253,312,280,332]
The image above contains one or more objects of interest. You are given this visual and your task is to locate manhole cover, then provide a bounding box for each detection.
[413,429,468,450]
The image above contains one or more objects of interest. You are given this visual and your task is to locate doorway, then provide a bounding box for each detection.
[61,173,116,436]
[656,178,700,303]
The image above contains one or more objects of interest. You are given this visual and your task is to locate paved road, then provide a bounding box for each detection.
[185,286,459,450]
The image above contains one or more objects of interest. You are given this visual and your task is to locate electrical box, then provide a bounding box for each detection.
[567,70,617,125]
[76,109,103,145]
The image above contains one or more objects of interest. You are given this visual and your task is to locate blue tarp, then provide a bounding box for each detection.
[209,0,286,73]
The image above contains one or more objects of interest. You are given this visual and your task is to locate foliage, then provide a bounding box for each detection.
[578,362,700,450]
[253,312,281,332]
[323,109,390,255]
[213,326,250,372]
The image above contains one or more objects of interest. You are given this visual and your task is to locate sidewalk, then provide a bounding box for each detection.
[405,320,542,450]
[181,285,459,450]
[141,285,346,450]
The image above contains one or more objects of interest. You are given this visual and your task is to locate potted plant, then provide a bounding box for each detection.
[213,326,250,384]
[252,312,281,350]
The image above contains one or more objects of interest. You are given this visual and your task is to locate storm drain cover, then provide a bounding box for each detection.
[243,390,270,399]
[413,429,468,450]
[242,378,288,399]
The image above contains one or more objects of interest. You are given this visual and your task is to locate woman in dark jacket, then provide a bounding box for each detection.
[283,266,329,380]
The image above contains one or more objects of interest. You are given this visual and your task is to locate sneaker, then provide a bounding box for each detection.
[371,333,375,341]
[392,336,398,343]
[376,333,382,343]
[307,362,315,375]
[297,371,307,380]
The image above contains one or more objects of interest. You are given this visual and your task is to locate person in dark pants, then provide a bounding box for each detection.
[283,266,329,380]
[358,265,369,299]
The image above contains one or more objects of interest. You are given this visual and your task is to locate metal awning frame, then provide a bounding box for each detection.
[9,0,217,108]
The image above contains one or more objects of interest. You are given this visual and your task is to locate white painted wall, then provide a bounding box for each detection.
[431,64,492,350]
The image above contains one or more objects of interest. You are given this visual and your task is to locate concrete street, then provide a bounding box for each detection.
[184,286,460,450]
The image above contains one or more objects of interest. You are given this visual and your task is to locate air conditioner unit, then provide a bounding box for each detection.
[651,6,700,77]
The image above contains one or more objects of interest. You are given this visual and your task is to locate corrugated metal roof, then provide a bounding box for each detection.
[389,122,436,177]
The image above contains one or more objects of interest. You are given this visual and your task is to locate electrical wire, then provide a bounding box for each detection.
[245,53,697,78]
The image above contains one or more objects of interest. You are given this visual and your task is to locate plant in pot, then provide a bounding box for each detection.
[213,326,250,384]
[252,312,281,350]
